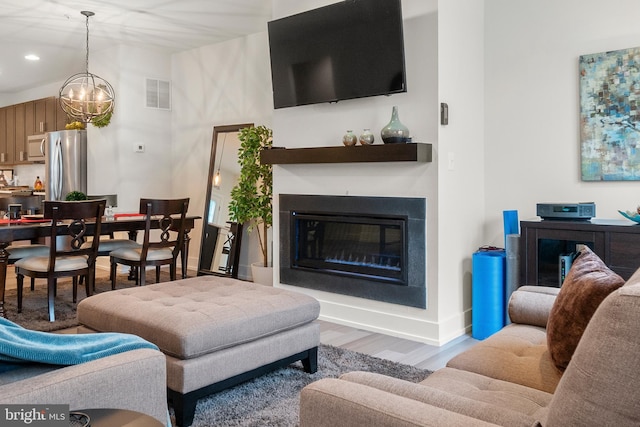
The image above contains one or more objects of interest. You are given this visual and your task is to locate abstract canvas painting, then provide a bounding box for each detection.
[580,46,640,181]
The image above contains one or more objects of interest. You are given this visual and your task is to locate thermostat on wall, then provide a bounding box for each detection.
[536,202,595,221]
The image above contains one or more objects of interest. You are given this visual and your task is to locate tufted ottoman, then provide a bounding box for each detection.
[77,275,320,427]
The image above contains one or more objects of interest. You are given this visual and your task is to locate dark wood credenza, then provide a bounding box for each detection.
[520,218,640,287]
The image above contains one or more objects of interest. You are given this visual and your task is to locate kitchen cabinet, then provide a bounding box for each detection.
[3,106,16,165]
[24,101,35,136]
[23,97,60,135]
[14,103,26,163]
[0,108,6,164]
[2,97,67,165]
[34,98,46,134]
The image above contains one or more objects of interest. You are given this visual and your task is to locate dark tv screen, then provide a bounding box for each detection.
[268,0,407,109]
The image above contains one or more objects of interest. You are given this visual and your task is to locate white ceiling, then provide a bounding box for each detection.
[0,0,272,94]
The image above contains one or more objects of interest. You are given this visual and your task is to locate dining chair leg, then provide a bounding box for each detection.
[47,278,56,322]
[110,260,117,290]
[30,278,35,291]
[16,274,24,313]
[86,269,94,297]
[72,276,78,303]
[155,266,160,283]
[139,266,145,287]
[170,263,176,281]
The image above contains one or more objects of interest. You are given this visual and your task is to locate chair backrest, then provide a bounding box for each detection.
[138,198,189,259]
[544,272,640,426]
[43,200,105,269]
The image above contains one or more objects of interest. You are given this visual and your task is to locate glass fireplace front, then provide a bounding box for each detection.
[292,213,407,285]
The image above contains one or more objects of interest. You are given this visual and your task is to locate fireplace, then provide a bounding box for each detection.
[279,194,426,308]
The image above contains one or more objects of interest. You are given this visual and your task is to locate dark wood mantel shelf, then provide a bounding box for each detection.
[260,143,432,165]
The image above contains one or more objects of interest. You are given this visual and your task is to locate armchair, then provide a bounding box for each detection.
[301,267,640,426]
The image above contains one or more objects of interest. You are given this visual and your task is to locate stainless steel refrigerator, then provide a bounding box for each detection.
[44,130,87,201]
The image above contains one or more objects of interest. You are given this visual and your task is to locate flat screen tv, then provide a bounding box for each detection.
[268,0,407,109]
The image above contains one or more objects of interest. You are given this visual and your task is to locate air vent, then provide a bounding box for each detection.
[145,78,171,110]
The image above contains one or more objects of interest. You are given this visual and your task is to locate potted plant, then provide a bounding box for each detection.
[65,191,87,201]
[228,125,273,284]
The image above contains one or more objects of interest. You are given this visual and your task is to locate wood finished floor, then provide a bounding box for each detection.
[319,320,478,371]
[5,265,478,370]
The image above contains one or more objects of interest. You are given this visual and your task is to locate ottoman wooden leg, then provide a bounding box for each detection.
[302,346,318,373]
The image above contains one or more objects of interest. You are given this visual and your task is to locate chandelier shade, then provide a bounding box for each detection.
[59,11,115,124]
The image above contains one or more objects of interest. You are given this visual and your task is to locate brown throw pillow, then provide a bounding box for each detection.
[546,246,625,371]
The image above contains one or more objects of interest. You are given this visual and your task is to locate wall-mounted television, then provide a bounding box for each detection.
[268,0,407,109]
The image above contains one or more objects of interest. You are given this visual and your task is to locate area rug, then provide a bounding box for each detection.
[2,271,161,331]
[181,344,432,427]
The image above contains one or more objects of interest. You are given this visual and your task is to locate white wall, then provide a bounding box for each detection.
[89,45,174,212]
[436,0,485,342]
[171,33,274,278]
[0,81,64,108]
[271,0,450,344]
[484,0,640,245]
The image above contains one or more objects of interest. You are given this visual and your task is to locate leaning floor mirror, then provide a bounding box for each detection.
[198,123,253,278]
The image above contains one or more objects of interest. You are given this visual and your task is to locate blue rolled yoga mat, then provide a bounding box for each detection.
[472,250,506,340]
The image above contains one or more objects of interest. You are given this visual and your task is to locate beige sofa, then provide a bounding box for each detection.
[0,348,169,425]
[300,264,640,426]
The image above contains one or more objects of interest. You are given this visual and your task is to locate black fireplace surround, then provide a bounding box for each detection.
[279,194,426,308]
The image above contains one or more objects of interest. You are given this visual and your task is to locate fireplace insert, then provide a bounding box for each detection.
[280,194,426,308]
[292,213,406,285]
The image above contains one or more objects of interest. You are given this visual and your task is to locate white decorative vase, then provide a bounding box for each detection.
[251,262,273,286]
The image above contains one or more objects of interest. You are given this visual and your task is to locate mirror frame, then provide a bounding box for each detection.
[198,123,253,278]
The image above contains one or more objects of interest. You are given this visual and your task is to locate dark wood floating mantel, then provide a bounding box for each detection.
[260,143,432,165]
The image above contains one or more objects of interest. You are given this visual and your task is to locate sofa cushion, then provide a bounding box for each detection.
[508,286,560,327]
[338,369,550,426]
[446,323,561,393]
[546,246,624,371]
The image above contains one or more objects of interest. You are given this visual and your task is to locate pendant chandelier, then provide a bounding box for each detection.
[59,11,115,124]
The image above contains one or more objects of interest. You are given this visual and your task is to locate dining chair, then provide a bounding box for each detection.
[81,195,140,286]
[15,199,105,322]
[2,195,49,290]
[110,198,189,287]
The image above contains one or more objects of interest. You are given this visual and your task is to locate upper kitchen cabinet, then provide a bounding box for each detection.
[25,97,61,135]
[0,105,16,166]
[2,97,68,165]
[13,103,27,164]
[0,108,6,165]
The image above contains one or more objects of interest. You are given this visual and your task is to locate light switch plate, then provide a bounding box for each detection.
[134,143,145,153]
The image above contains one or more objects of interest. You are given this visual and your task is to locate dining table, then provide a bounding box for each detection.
[0,214,200,318]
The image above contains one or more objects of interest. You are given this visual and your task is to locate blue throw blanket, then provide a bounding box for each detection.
[0,317,158,368]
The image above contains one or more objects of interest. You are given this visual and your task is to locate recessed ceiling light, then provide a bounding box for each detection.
[25,54,40,61]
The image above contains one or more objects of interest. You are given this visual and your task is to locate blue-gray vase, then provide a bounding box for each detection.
[381,106,410,144]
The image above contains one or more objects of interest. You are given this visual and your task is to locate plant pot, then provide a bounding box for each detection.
[251,262,273,286]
